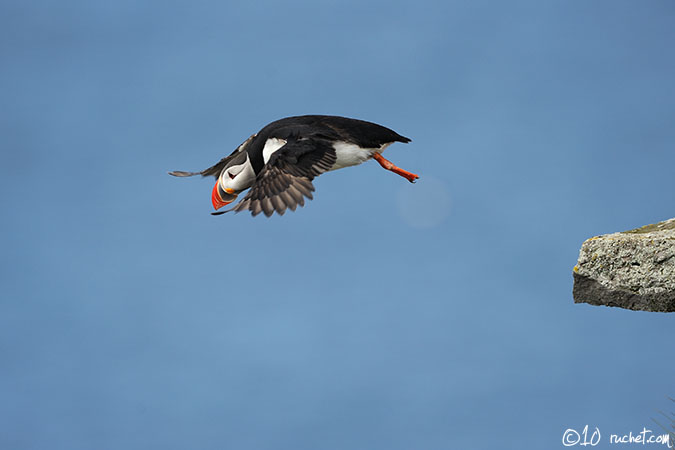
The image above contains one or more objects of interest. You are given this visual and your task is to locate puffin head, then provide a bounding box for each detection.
[211,154,255,210]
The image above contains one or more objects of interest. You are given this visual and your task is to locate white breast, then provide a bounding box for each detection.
[331,141,391,171]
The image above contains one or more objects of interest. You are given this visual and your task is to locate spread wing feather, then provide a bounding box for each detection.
[230,138,336,217]
[168,135,255,179]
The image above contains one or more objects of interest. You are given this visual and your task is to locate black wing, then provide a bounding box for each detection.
[229,138,337,217]
[168,135,255,179]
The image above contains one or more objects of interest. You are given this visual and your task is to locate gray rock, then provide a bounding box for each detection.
[573,218,675,312]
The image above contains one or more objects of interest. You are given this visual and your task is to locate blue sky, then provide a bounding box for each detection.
[1,1,674,449]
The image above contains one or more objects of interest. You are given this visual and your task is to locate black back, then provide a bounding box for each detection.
[245,115,410,174]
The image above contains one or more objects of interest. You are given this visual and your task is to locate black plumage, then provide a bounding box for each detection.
[170,115,414,217]
[243,115,410,175]
[231,137,337,216]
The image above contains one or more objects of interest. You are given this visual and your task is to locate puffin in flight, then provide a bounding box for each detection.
[169,115,418,217]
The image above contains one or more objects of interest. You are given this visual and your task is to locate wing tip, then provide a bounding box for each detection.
[169,170,200,177]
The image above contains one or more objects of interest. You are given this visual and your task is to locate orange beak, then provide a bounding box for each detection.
[211,181,237,210]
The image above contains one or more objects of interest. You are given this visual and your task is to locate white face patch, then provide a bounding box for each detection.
[220,153,257,192]
[262,138,287,164]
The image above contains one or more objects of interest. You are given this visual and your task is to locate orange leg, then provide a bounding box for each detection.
[372,153,419,183]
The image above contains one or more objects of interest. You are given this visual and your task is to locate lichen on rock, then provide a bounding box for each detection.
[573,218,675,312]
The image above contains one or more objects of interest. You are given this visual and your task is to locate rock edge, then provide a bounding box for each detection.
[573,218,675,312]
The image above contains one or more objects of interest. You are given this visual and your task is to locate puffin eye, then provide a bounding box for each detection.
[228,171,236,180]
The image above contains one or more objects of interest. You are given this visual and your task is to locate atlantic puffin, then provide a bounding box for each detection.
[169,115,418,217]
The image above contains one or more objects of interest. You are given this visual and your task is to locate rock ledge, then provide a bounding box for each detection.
[573,218,675,312]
